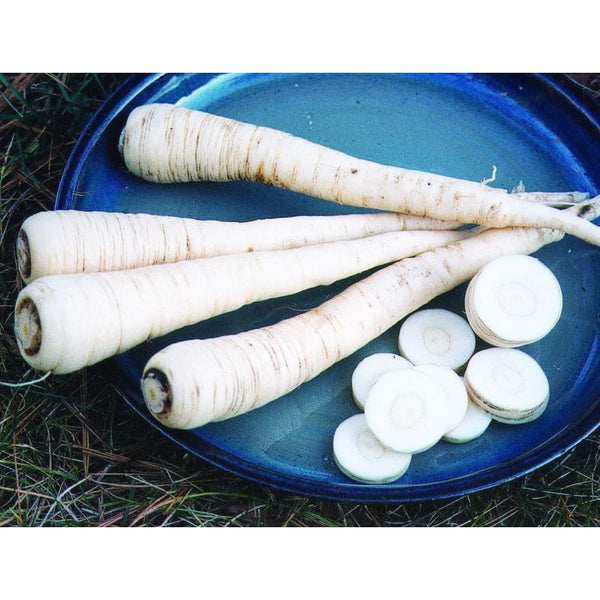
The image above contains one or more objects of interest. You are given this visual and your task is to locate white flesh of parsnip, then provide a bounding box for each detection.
[443,396,493,443]
[397,308,476,370]
[16,209,462,284]
[14,228,469,374]
[465,254,563,347]
[351,353,412,410]
[464,348,550,424]
[140,199,600,430]
[414,364,469,433]
[332,413,412,484]
[364,368,448,454]
[119,103,600,247]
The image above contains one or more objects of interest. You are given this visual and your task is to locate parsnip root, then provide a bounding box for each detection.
[465,254,563,347]
[332,413,412,484]
[119,104,600,247]
[351,353,412,410]
[140,223,568,430]
[397,308,476,371]
[414,364,469,433]
[14,228,469,374]
[17,209,462,283]
[364,368,448,454]
[442,398,492,443]
[464,348,550,424]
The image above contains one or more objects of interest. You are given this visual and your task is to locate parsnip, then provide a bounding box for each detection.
[332,413,412,484]
[119,104,600,247]
[351,353,412,410]
[464,348,550,424]
[17,209,461,283]
[141,198,600,430]
[464,254,563,347]
[414,364,469,433]
[397,308,476,371]
[364,367,448,454]
[442,397,492,443]
[14,228,469,374]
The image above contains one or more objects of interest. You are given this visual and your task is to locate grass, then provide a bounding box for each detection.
[2,73,600,527]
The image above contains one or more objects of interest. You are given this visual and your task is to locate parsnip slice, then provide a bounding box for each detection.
[415,364,469,433]
[332,413,412,484]
[464,348,549,424]
[398,308,476,370]
[351,352,412,410]
[465,254,562,347]
[443,398,492,443]
[364,367,447,454]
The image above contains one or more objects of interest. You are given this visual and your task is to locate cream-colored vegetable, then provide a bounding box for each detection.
[414,364,469,433]
[364,368,448,454]
[464,348,550,424]
[140,212,590,430]
[442,397,493,443]
[351,353,412,411]
[14,228,469,374]
[119,103,600,246]
[397,308,476,371]
[465,254,563,347]
[332,413,412,484]
[16,209,461,283]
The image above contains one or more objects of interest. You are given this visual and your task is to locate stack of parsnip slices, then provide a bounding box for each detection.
[464,254,563,348]
[463,348,550,424]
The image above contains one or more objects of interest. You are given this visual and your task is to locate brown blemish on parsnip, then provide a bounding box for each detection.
[577,202,598,220]
[16,229,31,281]
[142,369,172,416]
[15,296,42,356]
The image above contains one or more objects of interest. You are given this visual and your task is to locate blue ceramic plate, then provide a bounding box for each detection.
[56,73,600,502]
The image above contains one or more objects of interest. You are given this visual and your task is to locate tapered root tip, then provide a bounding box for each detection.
[141,369,172,416]
[14,296,42,357]
[16,228,31,282]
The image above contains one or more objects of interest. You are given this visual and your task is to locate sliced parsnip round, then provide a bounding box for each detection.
[464,347,549,424]
[397,308,476,371]
[332,413,412,484]
[465,254,562,347]
[443,398,493,443]
[351,352,412,410]
[364,367,448,454]
[415,364,469,433]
